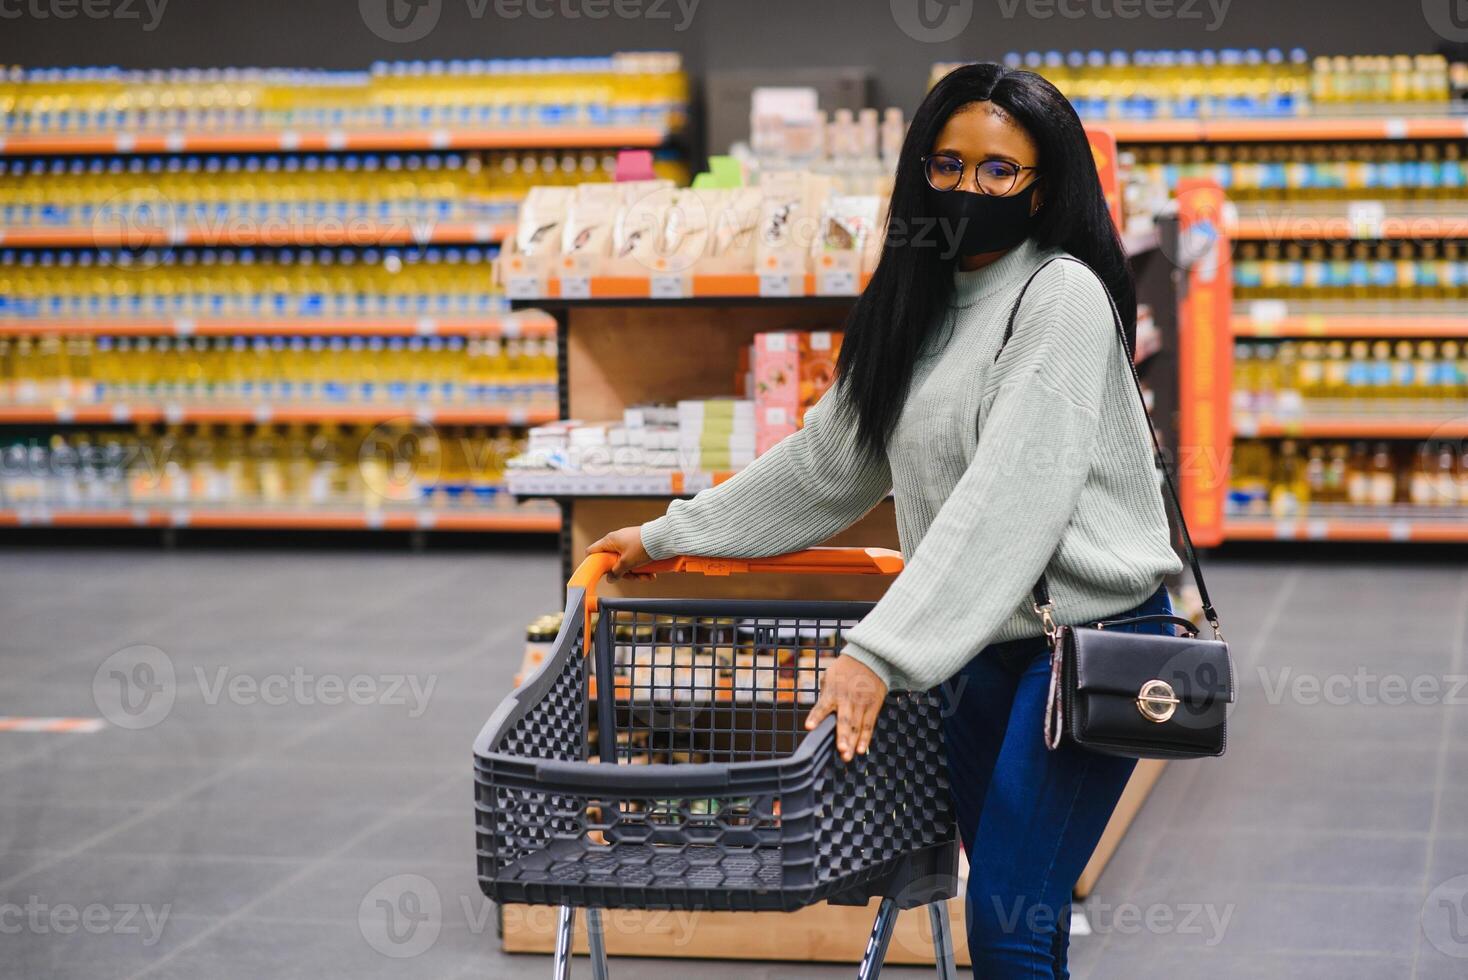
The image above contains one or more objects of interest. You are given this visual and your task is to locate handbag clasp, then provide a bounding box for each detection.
[1136,679,1180,723]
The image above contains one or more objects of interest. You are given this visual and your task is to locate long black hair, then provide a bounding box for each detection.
[836,62,1135,457]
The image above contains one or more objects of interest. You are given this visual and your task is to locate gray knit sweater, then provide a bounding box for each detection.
[640,238,1183,691]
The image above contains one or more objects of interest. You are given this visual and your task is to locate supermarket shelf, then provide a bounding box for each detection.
[0,311,553,338]
[1234,414,1468,439]
[0,403,558,425]
[1233,312,1468,338]
[507,469,735,498]
[0,221,515,249]
[509,272,875,304]
[0,126,670,157]
[1225,516,1468,542]
[1107,115,1468,143]
[0,505,560,532]
[1229,214,1468,240]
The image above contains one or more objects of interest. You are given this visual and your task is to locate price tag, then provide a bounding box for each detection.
[816,270,857,296]
[414,406,435,424]
[559,275,591,300]
[1272,520,1298,540]
[1305,519,1328,540]
[0,231,5,245]
[1347,200,1385,239]
[253,404,273,424]
[110,404,131,423]
[471,222,497,243]
[173,317,196,336]
[115,133,137,153]
[364,510,386,530]
[683,472,715,493]
[131,507,149,526]
[1233,414,1258,438]
[650,274,690,300]
[54,404,76,423]
[278,131,301,151]
[429,129,452,149]
[507,407,529,426]
[1388,519,1411,542]
[758,273,796,298]
[1248,300,1288,327]
[326,130,349,151]
[164,404,185,425]
[1383,118,1408,140]
[164,132,186,153]
[416,510,437,529]
[169,508,191,527]
[498,315,522,339]
[504,276,546,300]
[415,317,437,337]
[585,476,612,496]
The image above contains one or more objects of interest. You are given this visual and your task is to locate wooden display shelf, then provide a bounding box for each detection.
[0,505,559,532]
[1233,414,1468,439]
[1225,516,1468,541]
[0,402,557,425]
[0,220,515,249]
[1107,114,1468,143]
[1233,312,1468,338]
[0,312,551,338]
[0,125,670,156]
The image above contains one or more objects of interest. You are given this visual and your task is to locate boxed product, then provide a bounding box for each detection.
[752,331,842,455]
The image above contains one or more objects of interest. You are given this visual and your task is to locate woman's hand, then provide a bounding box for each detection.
[805,654,888,763]
[585,526,655,580]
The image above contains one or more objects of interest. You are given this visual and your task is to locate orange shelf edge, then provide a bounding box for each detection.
[1236,417,1468,439]
[0,507,560,532]
[0,313,555,338]
[0,222,516,249]
[0,404,559,425]
[1229,216,1468,240]
[1224,518,1468,542]
[1110,115,1468,144]
[1232,315,1468,338]
[0,126,670,156]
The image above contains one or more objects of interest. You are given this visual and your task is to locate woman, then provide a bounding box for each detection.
[589,62,1184,978]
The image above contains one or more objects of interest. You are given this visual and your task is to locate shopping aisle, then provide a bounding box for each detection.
[0,548,1461,979]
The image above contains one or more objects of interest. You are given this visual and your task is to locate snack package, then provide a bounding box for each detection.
[611,179,676,271]
[753,331,843,455]
[561,183,621,258]
[516,186,573,257]
[754,171,834,274]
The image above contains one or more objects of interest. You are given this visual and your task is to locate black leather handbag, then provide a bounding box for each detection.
[1001,255,1235,761]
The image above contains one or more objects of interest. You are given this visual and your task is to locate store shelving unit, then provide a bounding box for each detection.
[1106,114,1468,143]
[0,62,691,536]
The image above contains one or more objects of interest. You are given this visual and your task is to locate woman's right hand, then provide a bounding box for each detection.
[586,526,655,580]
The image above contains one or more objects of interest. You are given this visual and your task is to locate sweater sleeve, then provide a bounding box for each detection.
[841,262,1115,691]
[640,382,893,561]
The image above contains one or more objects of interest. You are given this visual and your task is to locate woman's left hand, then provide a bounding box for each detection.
[805,654,887,763]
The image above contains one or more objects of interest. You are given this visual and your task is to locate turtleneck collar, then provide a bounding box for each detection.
[951,237,1043,307]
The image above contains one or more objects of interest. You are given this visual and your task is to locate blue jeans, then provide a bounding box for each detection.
[940,585,1174,979]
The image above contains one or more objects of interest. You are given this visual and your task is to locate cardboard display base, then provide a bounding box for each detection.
[500,897,971,967]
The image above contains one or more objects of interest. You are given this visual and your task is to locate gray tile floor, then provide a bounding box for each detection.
[0,548,1464,979]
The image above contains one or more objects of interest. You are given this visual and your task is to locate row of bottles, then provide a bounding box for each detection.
[2,54,689,134]
[1131,141,1468,201]
[0,246,507,319]
[1234,339,1468,414]
[967,50,1455,120]
[1234,242,1468,302]
[1230,439,1468,516]
[0,334,557,406]
[0,423,529,508]
[0,150,688,228]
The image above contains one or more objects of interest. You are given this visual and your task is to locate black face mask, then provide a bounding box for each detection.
[929,182,1040,258]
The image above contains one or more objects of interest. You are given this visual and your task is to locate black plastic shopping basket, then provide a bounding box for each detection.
[474,547,960,979]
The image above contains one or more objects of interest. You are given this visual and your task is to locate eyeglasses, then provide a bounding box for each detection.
[921,153,1040,195]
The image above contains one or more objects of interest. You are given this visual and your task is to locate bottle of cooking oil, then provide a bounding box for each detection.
[1368,442,1398,506]
[1269,438,1308,517]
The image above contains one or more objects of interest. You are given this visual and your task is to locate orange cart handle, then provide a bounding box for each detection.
[569,547,904,647]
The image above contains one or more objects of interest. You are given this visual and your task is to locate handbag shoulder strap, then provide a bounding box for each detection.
[997,253,1222,637]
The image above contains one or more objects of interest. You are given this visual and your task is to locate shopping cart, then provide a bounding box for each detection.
[474,547,960,979]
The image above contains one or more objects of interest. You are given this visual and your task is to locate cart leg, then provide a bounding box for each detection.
[586,907,610,980]
[927,901,958,980]
[856,897,899,980]
[553,906,575,980]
